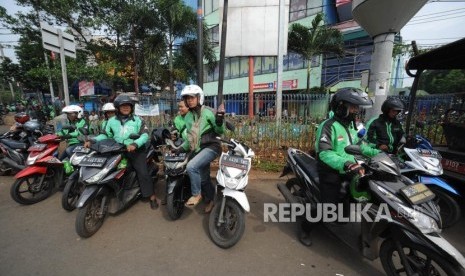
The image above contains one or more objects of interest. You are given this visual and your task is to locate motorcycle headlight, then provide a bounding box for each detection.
[85,157,119,184]
[70,154,86,166]
[397,204,440,234]
[221,165,247,179]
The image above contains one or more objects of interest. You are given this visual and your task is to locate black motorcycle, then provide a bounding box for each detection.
[278,146,465,276]
[74,136,158,238]
[0,120,45,175]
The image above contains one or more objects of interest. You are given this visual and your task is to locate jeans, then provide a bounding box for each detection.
[59,143,81,161]
[186,148,219,201]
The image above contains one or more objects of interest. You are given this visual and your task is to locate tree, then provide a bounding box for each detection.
[287,13,344,93]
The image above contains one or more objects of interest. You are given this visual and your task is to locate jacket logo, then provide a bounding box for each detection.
[337,135,344,142]
[320,134,328,143]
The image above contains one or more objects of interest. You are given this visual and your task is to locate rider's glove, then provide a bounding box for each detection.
[344,161,364,177]
[215,111,225,126]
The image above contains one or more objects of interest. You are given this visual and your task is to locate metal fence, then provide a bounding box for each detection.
[135,92,465,165]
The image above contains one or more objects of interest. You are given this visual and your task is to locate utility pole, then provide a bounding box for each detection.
[276,0,285,127]
[197,0,203,88]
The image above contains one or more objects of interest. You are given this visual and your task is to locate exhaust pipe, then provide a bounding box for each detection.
[277,183,299,204]
[1,157,25,171]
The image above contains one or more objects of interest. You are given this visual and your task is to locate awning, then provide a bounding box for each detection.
[406,38,465,71]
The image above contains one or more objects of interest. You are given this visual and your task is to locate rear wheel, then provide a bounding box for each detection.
[380,238,459,276]
[208,198,245,249]
[166,184,184,220]
[75,195,107,238]
[285,178,306,202]
[10,173,54,205]
[429,186,461,228]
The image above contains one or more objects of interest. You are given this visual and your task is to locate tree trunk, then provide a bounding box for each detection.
[306,59,311,94]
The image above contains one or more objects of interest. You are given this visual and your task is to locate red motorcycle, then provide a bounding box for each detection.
[10,133,64,205]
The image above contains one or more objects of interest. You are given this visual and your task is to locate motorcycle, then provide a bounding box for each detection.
[0,117,45,175]
[9,133,64,205]
[277,146,465,275]
[208,138,254,249]
[74,136,158,238]
[61,144,92,211]
[164,138,191,220]
[399,143,461,228]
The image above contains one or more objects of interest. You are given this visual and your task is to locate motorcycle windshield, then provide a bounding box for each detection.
[91,139,125,154]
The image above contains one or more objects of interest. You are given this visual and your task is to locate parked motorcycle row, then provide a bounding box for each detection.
[2,121,255,249]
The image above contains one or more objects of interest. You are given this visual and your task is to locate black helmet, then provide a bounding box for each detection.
[381,97,404,114]
[331,88,372,118]
[114,94,135,109]
[151,128,170,146]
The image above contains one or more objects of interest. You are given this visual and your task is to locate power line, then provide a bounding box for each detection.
[406,14,465,25]
[411,7,465,19]
[410,10,465,22]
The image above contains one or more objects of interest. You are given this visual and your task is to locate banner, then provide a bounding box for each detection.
[135,103,160,116]
[79,81,95,97]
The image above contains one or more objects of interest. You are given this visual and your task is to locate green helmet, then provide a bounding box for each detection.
[350,175,371,202]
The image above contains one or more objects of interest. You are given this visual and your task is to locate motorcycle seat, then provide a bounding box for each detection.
[0,139,27,150]
[293,152,320,185]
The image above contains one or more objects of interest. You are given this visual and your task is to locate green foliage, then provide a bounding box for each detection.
[419,70,465,94]
[288,13,344,93]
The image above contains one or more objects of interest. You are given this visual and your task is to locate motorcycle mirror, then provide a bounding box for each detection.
[226,120,235,132]
[129,133,140,140]
[344,145,363,155]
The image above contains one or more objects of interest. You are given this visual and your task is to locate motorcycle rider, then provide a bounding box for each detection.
[171,100,189,141]
[366,97,405,154]
[100,103,116,132]
[86,94,159,210]
[56,105,88,160]
[299,88,379,246]
[172,85,225,213]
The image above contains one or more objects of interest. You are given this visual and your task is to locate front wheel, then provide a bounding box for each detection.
[379,238,460,276]
[208,198,245,249]
[75,195,107,238]
[61,171,81,211]
[10,173,54,205]
[429,186,461,228]
[166,184,184,220]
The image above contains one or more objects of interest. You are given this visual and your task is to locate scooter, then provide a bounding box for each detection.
[164,138,191,220]
[399,144,461,228]
[74,136,158,238]
[277,146,465,275]
[208,138,254,249]
[9,133,63,205]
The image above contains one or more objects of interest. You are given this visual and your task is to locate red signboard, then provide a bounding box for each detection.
[273,79,298,89]
[79,81,95,97]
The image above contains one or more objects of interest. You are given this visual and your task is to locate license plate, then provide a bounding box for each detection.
[441,158,465,174]
[73,146,90,153]
[417,149,441,159]
[164,152,186,162]
[220,155,250,170]
[400,183,435,205]
[28,144,47,152]
[79,157,107,167]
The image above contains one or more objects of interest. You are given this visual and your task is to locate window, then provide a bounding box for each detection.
[212,0,218,12]
[230,57,240,78]
[254,56,262,75]
[204,0,213,15]
[240,57,248,77]
[290,0,307,22]
[262,56,276,73]
[306,0,321,17]
[288,52,304,70]
[208,25,219,45]
[224,58,231,79]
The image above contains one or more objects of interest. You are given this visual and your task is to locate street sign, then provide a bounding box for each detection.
[40,22,76,58]
[273,79,298,89]
[253,82,273,90]
[40,22,76,106]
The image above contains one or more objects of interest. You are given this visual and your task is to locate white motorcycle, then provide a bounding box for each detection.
[208,138,254,249]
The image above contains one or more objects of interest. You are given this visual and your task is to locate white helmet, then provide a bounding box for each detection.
[180,84,204,105]
[102,103,116,112]
[62,105,83,119]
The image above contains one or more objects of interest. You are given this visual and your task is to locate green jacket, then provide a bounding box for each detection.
[174,114,187,140]
[366,114,405,153]
[181,106,225,153]
[56,118,88,145]
[315,117,379,174]
[96,114,149,148]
